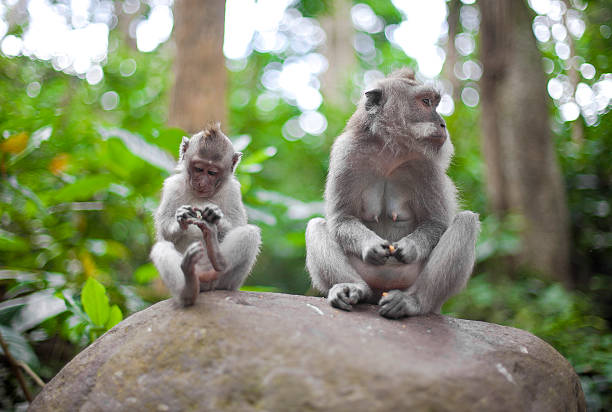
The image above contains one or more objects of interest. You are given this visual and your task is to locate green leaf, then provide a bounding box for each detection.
[0,325,40,370]
[81,278,110,327]
[133,263,159,284]
[0,229,28,251]
[105,305,123,330]
[51,175,114,203]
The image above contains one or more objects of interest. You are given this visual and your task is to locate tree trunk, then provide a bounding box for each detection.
[170,0,227,133]
[443,0,461,102]
[479,0,572,285]
[320,0,356,109]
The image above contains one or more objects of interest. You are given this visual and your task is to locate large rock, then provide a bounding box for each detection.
[30,291,585,412]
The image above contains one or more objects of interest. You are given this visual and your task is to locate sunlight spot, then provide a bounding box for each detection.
[26,82,41,98]
[282,118,305,141]
[120,59,137,77]
[460,5,479,32]
[548,77,564,99]
[1,34,21,56]
[86,64,104,85]
[455,33,475,56]
[136,5,173,52]
[299,111,327,135]
[437,94,454,116]
[554,42,570,60]
[461,86,479,107]
[533,22,550,42]
[579,63,595,80]
[351,3,384,33]
[560,101,580,121]
[528,0,552,15]
[550,23,567,41]
[390,0,447,78]
[575,83,594,107]
[101,91,119,110]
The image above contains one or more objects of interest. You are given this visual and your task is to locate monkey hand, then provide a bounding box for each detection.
[328,283,370,311]
[378,290,420,319]
[200,204,224,225]
[176,205,199,230]
[391,238,419,264]
[362,240,392,265]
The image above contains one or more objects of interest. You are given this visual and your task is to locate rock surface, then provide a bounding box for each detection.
[30,291,585,412]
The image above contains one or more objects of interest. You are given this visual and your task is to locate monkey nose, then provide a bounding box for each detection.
[440,122,446,129]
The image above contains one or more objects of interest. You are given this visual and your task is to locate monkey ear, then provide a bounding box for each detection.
[232,152,243,171]
[179,136,189,162]
[365,89,382,111]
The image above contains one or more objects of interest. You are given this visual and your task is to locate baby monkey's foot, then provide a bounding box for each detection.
[179,242,208,306]
[328,283,371,311]
[378,290,420,319]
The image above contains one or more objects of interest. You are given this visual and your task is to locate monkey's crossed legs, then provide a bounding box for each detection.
[152,205,260,306]
[306,211,479,318]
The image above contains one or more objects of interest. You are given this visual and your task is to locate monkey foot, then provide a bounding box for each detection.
[328,283,368,311]
[378,290,420,319]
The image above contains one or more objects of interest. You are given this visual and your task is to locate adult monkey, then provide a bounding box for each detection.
[151,124,261,306]
[305,69,479,319]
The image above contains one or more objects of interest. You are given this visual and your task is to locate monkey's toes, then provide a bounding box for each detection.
[379,291,419,318]
[328,284,356,311]
[180,242,206,275]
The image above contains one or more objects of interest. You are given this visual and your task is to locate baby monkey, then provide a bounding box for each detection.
[151,123,261,306]
[306,69,479,318]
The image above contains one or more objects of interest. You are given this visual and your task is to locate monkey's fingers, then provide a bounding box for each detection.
[388,244,396,254]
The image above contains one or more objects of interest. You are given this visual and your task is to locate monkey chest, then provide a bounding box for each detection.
[359,179,415,224]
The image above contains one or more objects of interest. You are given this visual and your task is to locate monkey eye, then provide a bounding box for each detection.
[422,98,432,107]
[208,170,217,176]
[194,167,204,173]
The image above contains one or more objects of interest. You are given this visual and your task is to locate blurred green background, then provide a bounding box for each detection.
[0,0,610,410]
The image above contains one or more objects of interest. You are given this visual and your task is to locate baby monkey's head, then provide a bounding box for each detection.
[178,123,242,198]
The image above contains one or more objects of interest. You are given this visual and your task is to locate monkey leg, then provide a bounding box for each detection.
[209,224,261,291]
[305,218,373,311]
[188,218,227,273]
[151,240,202,306]
[379,211,480,318]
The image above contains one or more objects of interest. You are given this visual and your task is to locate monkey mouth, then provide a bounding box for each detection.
[427,134,446,145]
[195,188,214,197]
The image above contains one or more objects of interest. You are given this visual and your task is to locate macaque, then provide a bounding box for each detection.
[305,69,479,318]
[150,123,261,306]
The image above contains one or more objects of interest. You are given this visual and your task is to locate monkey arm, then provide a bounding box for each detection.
[393,219,447,263]
[329,215,390,257]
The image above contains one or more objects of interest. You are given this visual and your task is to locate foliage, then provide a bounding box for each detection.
[444,273,612,411]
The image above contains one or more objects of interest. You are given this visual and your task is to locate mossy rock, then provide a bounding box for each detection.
[30,291,585,411]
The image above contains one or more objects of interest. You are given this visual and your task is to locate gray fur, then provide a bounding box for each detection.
[305,69,479,318]
[151,124,261,306]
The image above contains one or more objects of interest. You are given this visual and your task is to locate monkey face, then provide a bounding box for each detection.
[188,157,227,198]
[364,76,448,150]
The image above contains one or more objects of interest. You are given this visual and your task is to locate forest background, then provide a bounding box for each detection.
[0,0,610,410]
